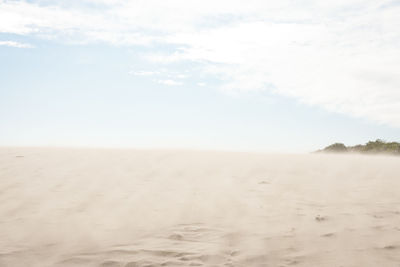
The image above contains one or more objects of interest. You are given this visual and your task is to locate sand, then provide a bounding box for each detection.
[0,147,400,266]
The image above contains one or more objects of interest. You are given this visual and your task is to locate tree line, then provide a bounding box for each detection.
[318,139,400,155]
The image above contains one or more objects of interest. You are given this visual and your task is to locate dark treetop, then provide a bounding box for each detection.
[318,139,400,155]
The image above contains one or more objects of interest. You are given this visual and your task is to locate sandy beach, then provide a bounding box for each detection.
[1,147,400,266]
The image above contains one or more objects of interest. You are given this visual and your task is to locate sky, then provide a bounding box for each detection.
[1,0,400,152]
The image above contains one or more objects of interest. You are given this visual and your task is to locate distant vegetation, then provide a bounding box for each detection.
[318,139,400,155]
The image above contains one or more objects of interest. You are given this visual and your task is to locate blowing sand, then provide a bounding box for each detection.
[1,148,400,266]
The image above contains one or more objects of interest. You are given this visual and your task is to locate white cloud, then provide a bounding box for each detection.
[163,18,400,126]
[129,70,158,76]
[1,0,400,126]
[0,40,33,48]
[158,79,183,86]
[129,70,188,82]
[175,74,188,79]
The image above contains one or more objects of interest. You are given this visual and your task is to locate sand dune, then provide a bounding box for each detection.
[1,148,400,266]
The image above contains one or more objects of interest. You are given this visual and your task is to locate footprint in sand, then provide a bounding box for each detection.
[168,233,184,241]
[382,245,398,250]
[321,232,335,237]
[315,215,327,222]
[100,260,124,267]
[57,257,93,265]
[160,260,186,266]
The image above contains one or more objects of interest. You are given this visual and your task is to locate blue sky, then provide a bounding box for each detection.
[1,0,400,152]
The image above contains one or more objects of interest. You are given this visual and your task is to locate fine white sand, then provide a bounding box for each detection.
[1,147,400,267]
